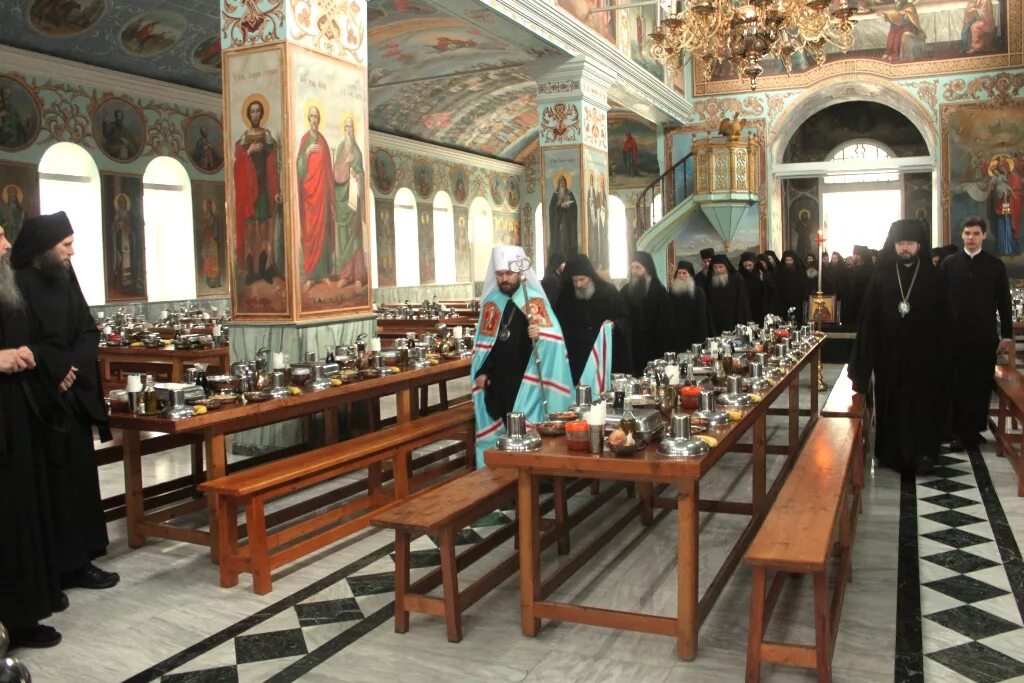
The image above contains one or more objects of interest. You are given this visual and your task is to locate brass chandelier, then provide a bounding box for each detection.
[649,0,857,90]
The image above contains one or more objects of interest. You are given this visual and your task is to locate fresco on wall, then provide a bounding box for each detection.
[783,178,821,259]
[291,50,370,316]
[372,149,396,195]
[0,75,41,152]
[451,165,469,204]
[418,203,436,283]
[494,212,521,246]
[903,173,932,231]
[120,11,188,57]
[489,173,505,207]
[454,205,471,281]
[543,147,581,257]
[225,47,288,317]
[700,0,1019,94]
[943,100,1024,274]
[556,0,615,43]
[507,176,520,210]
[783,102,928,162]
[92,97,146,163]
[101,173,146,301]
[191,36,222,73]
[619,0,664,80]
[191,181,228,298]
[413,158,434,199]
[28,0,108,38]
[376,199,396,287]
[608,115,659,188]
[583,148,610,270]
[185,114,224,174]
[0,162,39,246]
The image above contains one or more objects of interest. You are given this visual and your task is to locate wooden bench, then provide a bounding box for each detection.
[199,404,475,594]
[991,366,1024,496]
[821,364,872,507]
[745,416,861,683]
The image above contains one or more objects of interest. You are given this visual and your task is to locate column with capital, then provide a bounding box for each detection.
[529,58,615,274]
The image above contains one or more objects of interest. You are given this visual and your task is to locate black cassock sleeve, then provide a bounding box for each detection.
[848,272,880,394]
[995,259,1013,340]
[736,278,752,325]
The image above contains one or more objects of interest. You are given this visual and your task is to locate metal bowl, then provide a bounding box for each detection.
[537,421,567,437]
[206,374,240,394]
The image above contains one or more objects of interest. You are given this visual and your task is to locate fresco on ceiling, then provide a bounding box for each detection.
[375,198,396,287]
[700,0,1018,93]
[221,0,286,51]
[225,47,288,318]
[101,172,146,301]
[507,177,521,210]
[542,146,581,257]
[454,205,470,281]
[185,114,224,174]
[489,173,505,207]
[608,115,659,189]
[92,97,146,163]
[943,101,1024,275]
[286,0,366,65]
[556,0,615,43]
[0,162,39,247]
[291,51,371,316]
[371,149,396,195]
[783,101,928,162]
[451,165,469,204]
[120,11,187,57]
[28,0,108,38]
[191,36,221,73]
[418,202,435,283]
[369,68,538,161]
[583,147,609,270]
[413,157,434,199]
[0,75,41,151]
[191,181,228,298]
[619,0,664,80]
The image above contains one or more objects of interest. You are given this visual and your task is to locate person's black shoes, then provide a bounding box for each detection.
[54,592,69,612]
[61,562,120,590]
[9,624,62,649]
[916,456,936,476]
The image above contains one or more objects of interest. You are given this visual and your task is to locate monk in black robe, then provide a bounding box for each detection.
[738,251,771,323]
[541,251,565,308]
[620,251,671,376]
[850,220,948,475]
[840,245,873,326]
[555,254,631,382]
[13,212,119,591]
[693,247,714,293]
[0,224,64,649]
[706,253,751,333]
[668,260,711,348]
[775,250,808,325]
[822,251,845,297]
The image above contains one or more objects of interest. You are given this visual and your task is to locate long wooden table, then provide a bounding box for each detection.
[485,340,823,661]
[108,358,471,560]
[98,345,231,383]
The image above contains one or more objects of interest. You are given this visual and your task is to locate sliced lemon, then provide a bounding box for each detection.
[697,434,719,448]
[193,404,208,416]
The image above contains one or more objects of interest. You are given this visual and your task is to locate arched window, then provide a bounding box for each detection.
[534,204,545,275]
[368,191,378,290]
[470,197,493,282]
[393,187,419,288]
[38,142,104,305]
[650,192,663,226]
[143,157,195,302]
[607,195,628,280]
[824,140,899,184]
[433,191,456,285]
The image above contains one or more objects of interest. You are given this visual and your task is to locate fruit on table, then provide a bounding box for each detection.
[193,404,208,416]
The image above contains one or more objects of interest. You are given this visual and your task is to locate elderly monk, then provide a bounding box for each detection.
[705,253,751,333]
[668,260,711,349]
[620,251,671,376]
[13,212,120,591]
[472,246,572,465]
[0,223,65,649]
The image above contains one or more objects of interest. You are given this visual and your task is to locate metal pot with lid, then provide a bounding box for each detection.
[496,412,541,451]
[658,414,710,457]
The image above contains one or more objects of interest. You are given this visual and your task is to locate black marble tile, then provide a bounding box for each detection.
[162,667,239,683]
[234,629,308,665]
[925,605,1022,641]
[923,528,992,549]
[924,575,1009,603]
[920,478,975,494]
[920,493,978,510]
[895,472,924,683]
[931,466,973,479]
[923,550,1000,574]
[346,572,395,597]
[935,454,968,467]
[390,548,441,569]
[473,510,513,527]
[928,642,1024,683]
[294,598,363,627]
[923,510,987,528]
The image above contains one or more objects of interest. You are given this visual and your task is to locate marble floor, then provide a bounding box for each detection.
[12,366,1024,683]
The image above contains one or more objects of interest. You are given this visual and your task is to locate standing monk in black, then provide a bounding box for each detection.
[693,247,714,293]
[13,212,120,591]
[620,251,671,376]
[541,251,565,308]
[775,250,808,325]
[850,220,947,475]
[938,216,1013,452]
[738,251,771,323]
[705,253,751,333]
[555,254,631,382]
[0,222,65,649]
[668,260,711,348]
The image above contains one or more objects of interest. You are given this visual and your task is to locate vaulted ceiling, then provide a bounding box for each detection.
[0,0,573,161]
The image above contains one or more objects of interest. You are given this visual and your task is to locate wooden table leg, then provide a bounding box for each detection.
[809,349,820,415]
[439,526,463,643]
[205,431,227,563]
[752,415,766,514]
[518,471,541,636]
[745,566,766,683]
[788,379,799,456]
[171,359,184,383]
[813,571,832,682]
[323,406,340,444]
[677,478,699,660]
[396,389,414,424]
[122,429,145,548]
[639,483,654,526]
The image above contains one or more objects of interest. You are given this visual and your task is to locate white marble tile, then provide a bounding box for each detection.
[525,649,674,683]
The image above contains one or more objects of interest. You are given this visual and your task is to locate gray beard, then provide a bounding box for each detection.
[629,274,650,297]
[0,253,26,314]
[711,272,729,289]
[574,281,596,301]
[670,278,695,297]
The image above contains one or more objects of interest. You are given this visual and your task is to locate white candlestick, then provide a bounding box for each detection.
[125,374,142,392]
[272,352,284,370]
[370,338,382,352]
[816,229,824,294]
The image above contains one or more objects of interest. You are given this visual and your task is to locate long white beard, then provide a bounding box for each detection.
[711,272,729,289]
[0,253,26,314]
[574,281,596,300]
[670,278,695,296]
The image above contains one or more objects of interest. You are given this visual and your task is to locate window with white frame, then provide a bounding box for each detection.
[608,195,628,280]
[433,191,456,285]
[394,187,419,287]
[470,196,493,282]
[143,156,196,302]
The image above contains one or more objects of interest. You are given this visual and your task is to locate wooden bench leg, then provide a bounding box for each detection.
[394,530,411,634]
[813,571,832,683]
[438,526,463,643]
[552,477,570,555]
[746,566,766,683]
[639,483,654,526]
[217,496,239,588]
[589,479,599,495]
[438,382,449,410]
[246,498,272,595]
